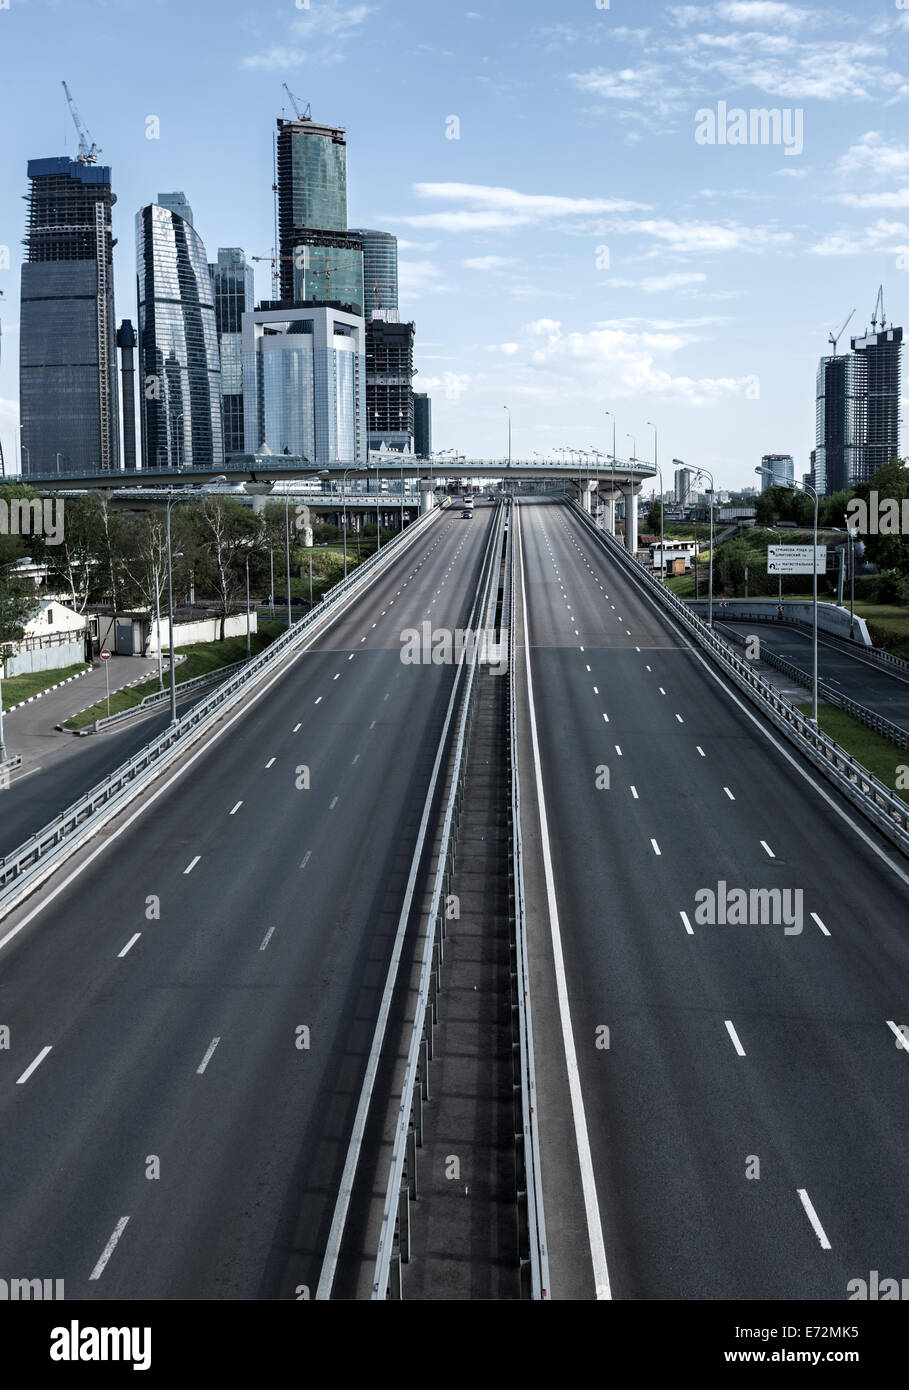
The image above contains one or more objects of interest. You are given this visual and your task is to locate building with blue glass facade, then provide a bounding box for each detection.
[350,229,398,319]
[209,248,255,455]
[276,114,364,315]
[136,195,223,469]
[241,304,365,463]
[19,157,120,476]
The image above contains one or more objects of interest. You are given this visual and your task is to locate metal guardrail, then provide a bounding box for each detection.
[372,501,507,1300]
[0,755,23,785]
[90,658,250,732]
[508,506,549,1299]
[715,623,909,752]
[568,502,909,854]
[0,503,446,920]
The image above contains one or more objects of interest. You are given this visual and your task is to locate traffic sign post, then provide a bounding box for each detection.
[767,545,826,575]
[100,649,111,718]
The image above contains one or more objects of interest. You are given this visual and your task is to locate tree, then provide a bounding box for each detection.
[189,498,261,639]
[850,457,909,577]
[0,572,38,649]
[646,498,665,534]
[30,494,104,614]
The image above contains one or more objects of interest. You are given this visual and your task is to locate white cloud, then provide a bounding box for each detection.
[419,371,470,401]
[463,256,516,270]
[393,182,649,233]
[835,188,909,209]
[774,167,808,178]
[836,132,909,178]
[241,47,308,71]
[810,217,909,255]
[620,218,792,256]
[398,259,448,297]
[290,2,372,39]
[610,272,708,293]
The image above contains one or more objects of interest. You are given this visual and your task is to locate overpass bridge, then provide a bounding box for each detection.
[10,454,658,550]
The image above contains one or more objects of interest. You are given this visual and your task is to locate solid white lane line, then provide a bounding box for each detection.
[680,910,694,935]
[519,510,611,1300]
[696,745,706,757]
[16,1046,52,1085]
[761,840,775,858]
[630,786,638,799]
[229,801,243,815]
[886,1020,908,1048]
[184,856,200,875]
[651,838,661,855]
[197,1037,220,1074]
[265,757,276,768]
[810,912,830,936]
[260,926,276,951]
[118,933,141,959]
[798,1189,832,1250]
[89,1217,130,1280]
[723,787,735,801]
[725,1020,746,1057]
[300,850,312,869]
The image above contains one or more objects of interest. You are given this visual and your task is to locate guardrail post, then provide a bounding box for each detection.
[420,1036,430,1103]
[406,1126,418,1200]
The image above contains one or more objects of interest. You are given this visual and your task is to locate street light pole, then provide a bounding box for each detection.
[285,487,293,627]
[504,406,511,468]
[696,467,716,627]
[245,553,251,660]
[166,495,178,726]
[757,467,819,722]
[605,411,617,536]
[647,422,664,582]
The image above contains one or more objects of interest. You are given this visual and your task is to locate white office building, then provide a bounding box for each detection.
[241,305,366,463]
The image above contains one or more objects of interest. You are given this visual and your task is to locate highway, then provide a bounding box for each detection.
[0,504,495,1299]
[514,500,909,1300]
[723,620,909,732]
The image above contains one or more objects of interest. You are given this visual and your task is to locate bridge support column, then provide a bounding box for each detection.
[601,492,616,535]
[419,482,434,515]
[622,484,640,553]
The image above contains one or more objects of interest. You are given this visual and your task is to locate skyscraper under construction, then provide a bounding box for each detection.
[19,156,120,476]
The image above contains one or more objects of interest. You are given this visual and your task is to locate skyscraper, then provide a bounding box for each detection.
[847,324,902,486]
[136,195,222,469]
[815,355,847,496]
[413,392,432,457]
[365,316,414,452]
[760,453,795,490]
[276,113,363,314]
[673,465,694,508]
[210,248,255,455]
[241,304,365,463]
[117,320,138,471]
[19,156,120,475]
[351,229,398,319]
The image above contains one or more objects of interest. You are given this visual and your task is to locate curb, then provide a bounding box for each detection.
[4,664,93,714]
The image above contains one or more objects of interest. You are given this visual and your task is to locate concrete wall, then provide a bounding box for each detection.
[145,610,257,656]
[4,639,86,677]
[687,598,871,646]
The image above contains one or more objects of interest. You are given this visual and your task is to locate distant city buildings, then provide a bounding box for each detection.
[241,304,365,463]
[365,315,414,453]
[19,156,120,476]
[209,248,255,455]
[276,113,364,315]
[673,465,695,507]
[136,194,223,470]
[760,453,795,490]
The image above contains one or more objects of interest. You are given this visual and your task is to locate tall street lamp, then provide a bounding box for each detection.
[695,467,716,629]
[646,421,665,583]
[0,556,27,765]
[166,474,227,724]
[605,411,617,536]
[758,466,819,723]
[503,406,511,469]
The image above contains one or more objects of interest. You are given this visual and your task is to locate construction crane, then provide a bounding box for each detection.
[61,80,101,165]
[282,84,311,122]
[828,308,855,358]
[870,283,887,333]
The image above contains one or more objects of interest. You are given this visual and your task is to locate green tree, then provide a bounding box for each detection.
[189,497,262,639]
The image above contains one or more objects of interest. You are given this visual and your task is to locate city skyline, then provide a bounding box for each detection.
[1,0,908,487]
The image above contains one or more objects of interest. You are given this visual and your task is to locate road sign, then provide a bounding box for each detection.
[767,545,827,575]
[100,649,111,660]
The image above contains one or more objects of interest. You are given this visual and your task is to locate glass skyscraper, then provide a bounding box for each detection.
[350,229,398,318]
[276,114,364,315]
[242,306,365,463]
[19,156,120,476]
[136,195,223,469]
[209,248,255,455]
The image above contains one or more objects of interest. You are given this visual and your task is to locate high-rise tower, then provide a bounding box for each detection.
[209,248,255,455]
[275,113,364,314]
[117,319,138,471]
[136,195,223,469]
[19,157,120,475]
[350,229,398,319]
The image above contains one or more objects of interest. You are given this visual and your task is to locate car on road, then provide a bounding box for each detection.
[461,508,473,519]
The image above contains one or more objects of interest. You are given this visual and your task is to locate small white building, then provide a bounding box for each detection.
[4,599,87,677]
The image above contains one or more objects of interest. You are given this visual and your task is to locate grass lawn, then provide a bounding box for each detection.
[795,701,909,804]
[64,624,284,730]
[3,662,90,708]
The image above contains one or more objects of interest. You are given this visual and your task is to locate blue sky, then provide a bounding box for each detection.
[1,0,909,490]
